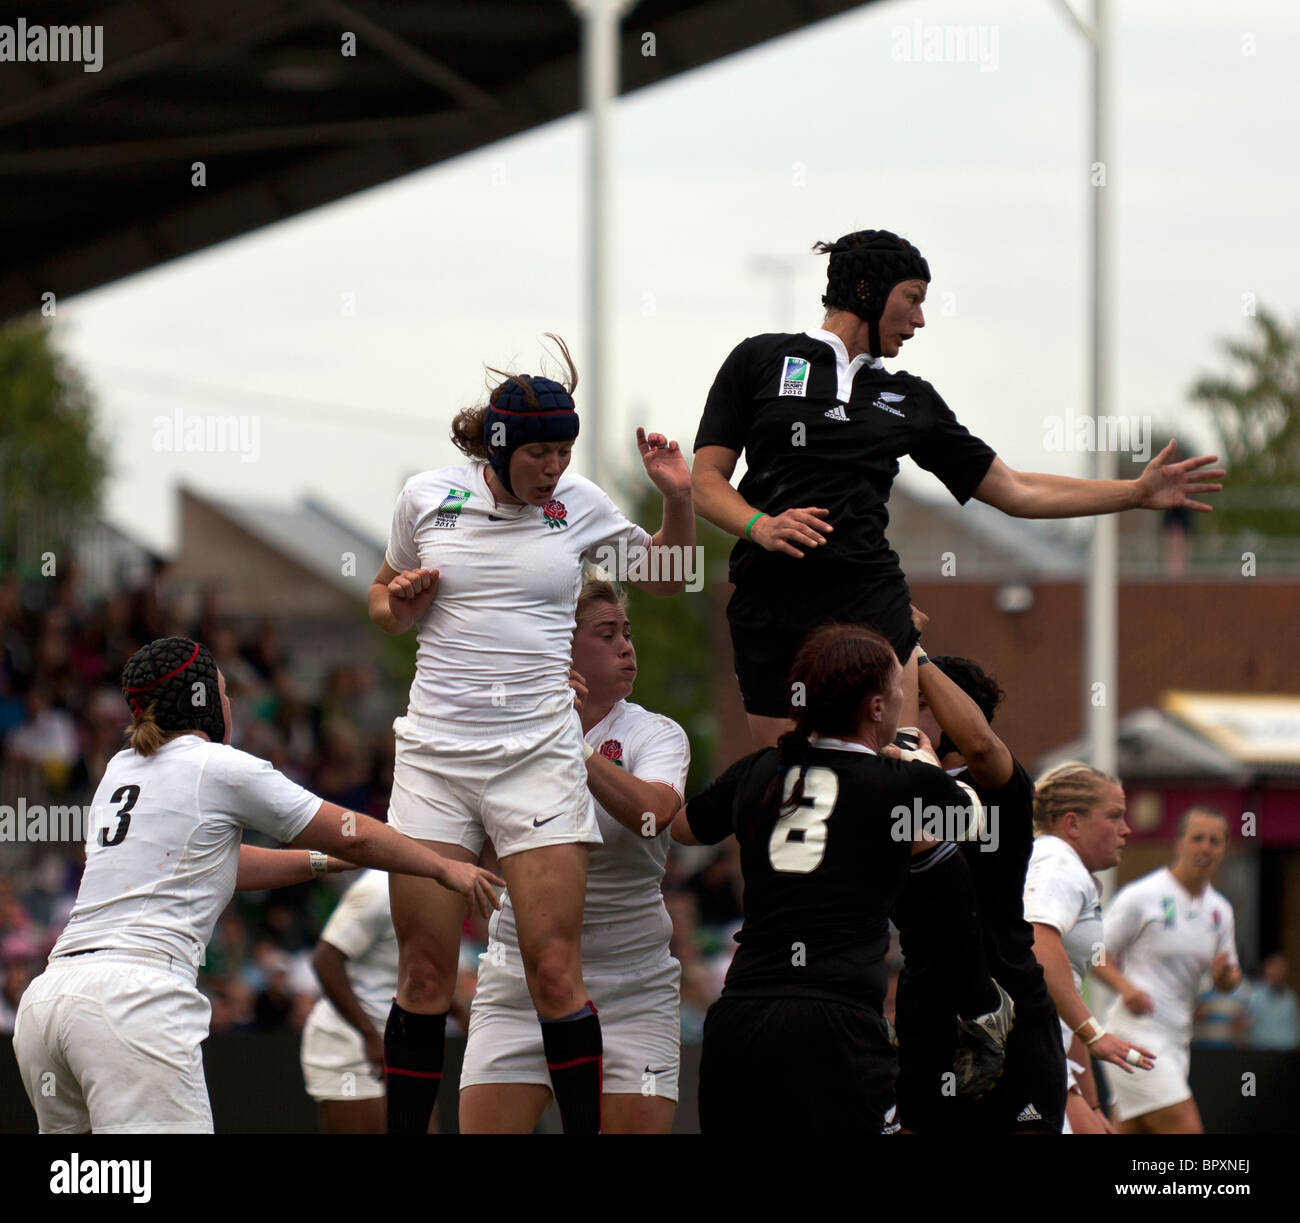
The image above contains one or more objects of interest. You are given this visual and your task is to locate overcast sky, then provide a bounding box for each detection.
[54,0,1300,558]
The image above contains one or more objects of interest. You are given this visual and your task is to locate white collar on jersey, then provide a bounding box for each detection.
[807,734,877,755]
[804,328,885,403]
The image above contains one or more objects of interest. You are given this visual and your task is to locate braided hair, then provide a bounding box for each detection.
[1032,761,1117,834]
[751,623,898,838]
[813,229,930,359]
[121,636,225,755]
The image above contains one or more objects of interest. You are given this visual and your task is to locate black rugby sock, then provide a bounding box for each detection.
[540,1000,603,1134]
[896,844,1000,1018]
[383,1003,446,1134]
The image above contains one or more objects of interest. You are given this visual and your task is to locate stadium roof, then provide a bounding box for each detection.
[1,0,873,323]
[197,488,385,600]
[1035,706,1250,783]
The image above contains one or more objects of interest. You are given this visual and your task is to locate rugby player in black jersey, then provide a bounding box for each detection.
[692,229,1225,750]
[670,623,1012,1133]
[892,632,1066,1134]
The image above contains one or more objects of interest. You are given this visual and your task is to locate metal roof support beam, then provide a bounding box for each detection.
[310,0,500,112]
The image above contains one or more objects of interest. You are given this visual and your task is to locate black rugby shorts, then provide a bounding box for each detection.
[726,577,919,718]
[699,994,898,1133]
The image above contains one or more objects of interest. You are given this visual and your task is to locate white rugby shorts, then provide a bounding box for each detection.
[1104,1017,1191,1121]
[388,709,601,858]
[459,954,681,1101]
[299,1004,385,1102]
[13,950,213,1134]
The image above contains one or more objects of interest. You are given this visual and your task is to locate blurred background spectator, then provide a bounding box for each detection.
[1244,954,1300,1051]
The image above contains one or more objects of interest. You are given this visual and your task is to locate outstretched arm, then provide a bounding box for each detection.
[235,845,353,891]
[290,802,503,918]
[972,443,1224,519]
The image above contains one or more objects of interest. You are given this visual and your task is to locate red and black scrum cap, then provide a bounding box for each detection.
[483,376,579,497]
[121,636,226,745]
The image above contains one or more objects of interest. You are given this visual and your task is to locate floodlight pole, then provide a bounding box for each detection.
[571,0,637,492]
[1053,0,1117,781]
[1088,0,1118,783]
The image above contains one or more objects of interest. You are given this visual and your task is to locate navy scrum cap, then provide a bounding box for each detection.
[821,229,930,359]
[484,376,579,497]
[122,636,226,746]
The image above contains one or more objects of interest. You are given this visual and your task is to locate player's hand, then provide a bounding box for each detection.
[363,1030,386,1081]
[433,860,506,919]
[1120,985,1155,1016]
[1133,440,1225,512]
[569,667,588,715]
[750,506,833,558]
[1211,952,1242,991]
[1092,1032,1155,1073]
[387,568,440,626]
[881,730,939,766]
[910,604,929,634]
[637,428,692,499]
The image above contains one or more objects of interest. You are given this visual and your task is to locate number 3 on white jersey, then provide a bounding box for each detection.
[768,766,838,873]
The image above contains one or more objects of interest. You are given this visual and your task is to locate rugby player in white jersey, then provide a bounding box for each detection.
[459,576,690,1133]
[300,868,399,1133]
[1022,763,1155,1134]
[11,637,503,1135]
[1092,809,1240,1133]
[370,337,694,1134]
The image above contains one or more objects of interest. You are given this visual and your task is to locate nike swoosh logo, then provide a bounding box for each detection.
[644,1064,670,1075]
[532,813,564,828]
[488,514,504,521]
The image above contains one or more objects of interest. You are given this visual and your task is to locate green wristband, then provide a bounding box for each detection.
[744,511,766,539]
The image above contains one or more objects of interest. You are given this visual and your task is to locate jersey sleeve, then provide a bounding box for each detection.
[384,479,420,573]
[694,339,754,454]
[907,383,997,505]
[685,751,761,846]
[1023,849,1088,938]
[1101,884,1143,964]
[628,716,691,801]
[198,747,322,844]
[319,873,387,962]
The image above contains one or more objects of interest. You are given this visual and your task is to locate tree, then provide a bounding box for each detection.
[0,318,107,571]
[1190,308,1300,537]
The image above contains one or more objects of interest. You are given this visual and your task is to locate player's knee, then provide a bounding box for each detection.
[523,944,582,1014]
[396,942,456,1009]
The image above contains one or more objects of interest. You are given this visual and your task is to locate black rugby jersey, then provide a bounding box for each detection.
[694,330,996,599]
[953,759,1054,1020]
[685,742,977,1012]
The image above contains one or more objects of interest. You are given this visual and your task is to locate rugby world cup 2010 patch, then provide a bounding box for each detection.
[779,356,809,397]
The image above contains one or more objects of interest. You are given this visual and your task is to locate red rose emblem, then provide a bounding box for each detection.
[543,499,569,529]
[599,739,623,762]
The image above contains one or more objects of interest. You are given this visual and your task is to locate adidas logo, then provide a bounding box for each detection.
[824,404,849,422]
[1016,1103,1043,1122]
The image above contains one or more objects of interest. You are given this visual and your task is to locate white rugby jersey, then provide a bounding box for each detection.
[385,462,654,724]
[52,737,321,974]
[1102,867,1238,1043]
[1023,834,1104,1048]
[487,699,690,972]
[304,869,398,1037]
